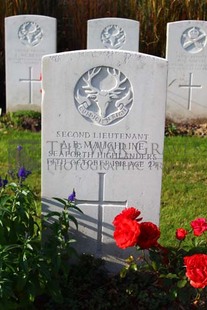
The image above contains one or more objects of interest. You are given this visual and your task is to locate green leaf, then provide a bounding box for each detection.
[130,263,138,271]
[125,256,135,263]
[120,266,128,278]
[43,211,61,219]
[52,197,67,205]
[69,205,83,214]
[68,214,78,230]
[2,244,22,252]
[66,246,78,258]
[26,243,33,251]
[9,182,18,188]
[151,260,158,271]
[16,274,28,291]
[160,273,179,279]
[0,196,11,207]
[177,279,188,288]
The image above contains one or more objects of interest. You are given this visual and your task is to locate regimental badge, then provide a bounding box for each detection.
[101,25,126,49]
[18,21,43,46]
[74,66,133,126]
[181,27,207,53]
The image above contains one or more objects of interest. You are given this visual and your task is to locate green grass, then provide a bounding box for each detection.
[0,128,41,195]
[0,129,207,247]
[160,136,207,247]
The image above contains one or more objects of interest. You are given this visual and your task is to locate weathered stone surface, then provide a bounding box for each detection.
[42,50,167,270]
[166,20,207,121]
[87,18,139,51]
[5,15,56,111]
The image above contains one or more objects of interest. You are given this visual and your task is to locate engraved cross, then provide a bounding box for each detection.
[76,172,127,254]
[19,66,41,104]
[179,72,202,111]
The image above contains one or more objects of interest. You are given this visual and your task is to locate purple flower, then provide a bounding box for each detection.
[0,177,8,188]
[68,189,76,202]
[3,179,8,186]
[18,167,31,180]
[17,145,23,151]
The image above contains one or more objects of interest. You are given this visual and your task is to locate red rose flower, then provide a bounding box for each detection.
[184,254,207,288]
[176,228,188,240]
[113,207,142,227]
[114,218,140,249]
[190,218,207,236]
[136,222,160,249]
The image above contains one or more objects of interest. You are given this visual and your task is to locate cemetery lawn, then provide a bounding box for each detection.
[0,128,41,196]
[160,136,207,247]
[0,129,206,247]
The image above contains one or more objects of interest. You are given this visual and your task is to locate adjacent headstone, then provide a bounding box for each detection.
[42,50,167,270]
[87,18,139,51]
[166,20,207,121]
[5,15,56,112]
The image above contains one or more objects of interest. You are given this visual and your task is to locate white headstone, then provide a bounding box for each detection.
[42,50,167,270]
[166,20,207,121]
[87,18,139,51]
[5,15,56,112]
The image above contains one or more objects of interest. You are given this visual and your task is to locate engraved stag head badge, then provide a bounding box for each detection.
[74,66,133,126]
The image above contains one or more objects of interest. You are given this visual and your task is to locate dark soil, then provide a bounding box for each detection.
[21,116,41,132]
[165,118,207,136]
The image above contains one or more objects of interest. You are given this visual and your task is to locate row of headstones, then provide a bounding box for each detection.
[5,15,207,121]
[5,15,206,270]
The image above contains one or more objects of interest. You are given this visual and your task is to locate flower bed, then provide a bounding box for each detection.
[112,207,207,309]
[0,152,206,308]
